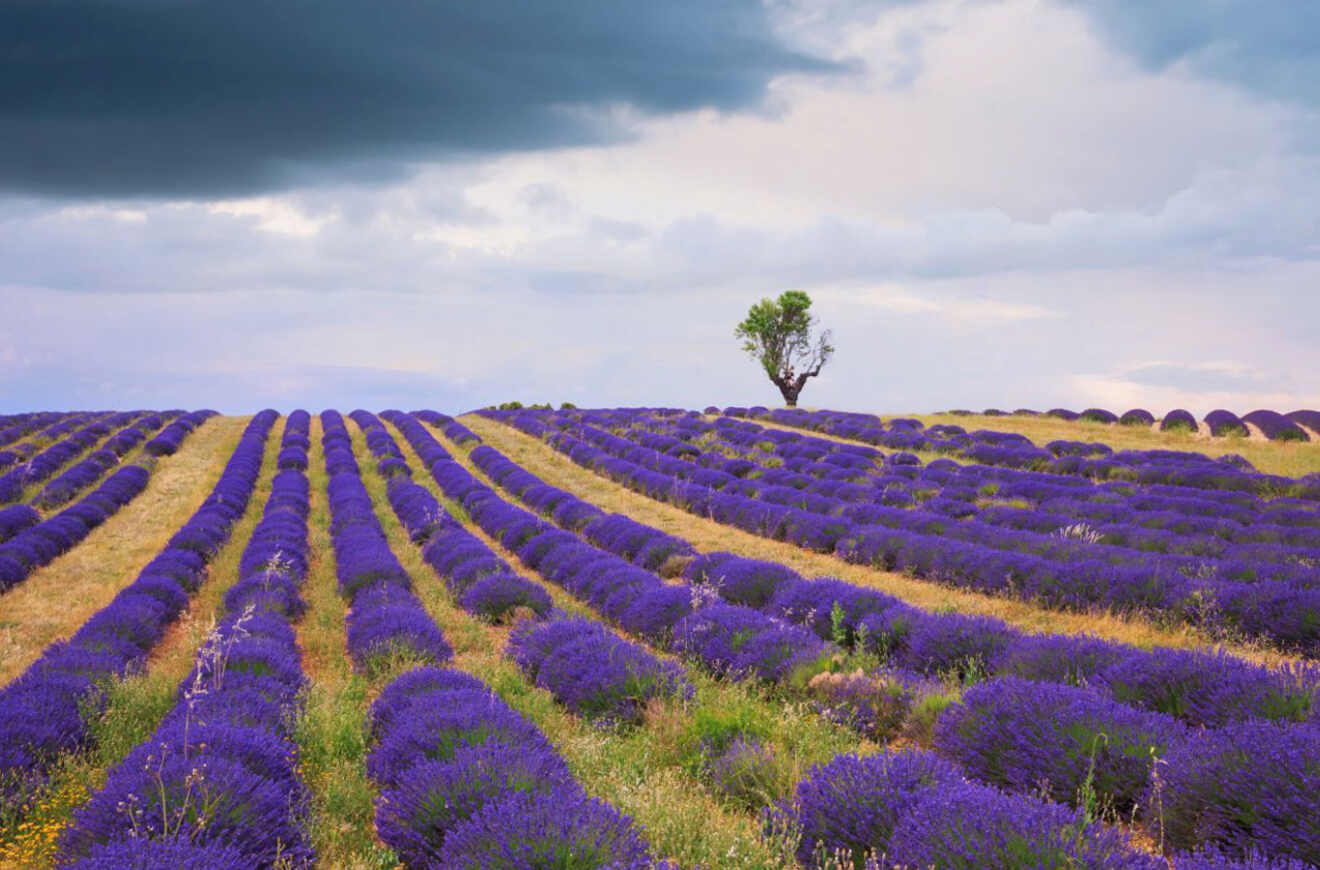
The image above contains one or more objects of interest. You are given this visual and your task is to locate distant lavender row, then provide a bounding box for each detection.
[0,411,215,594]
[33,412,171,509]
[0,411,276,818]
[0,412,142,504]
[454,425,1320,863]
[642,409,1303,527]
[59,413,314,869]
[0,412,75,451]
[744,407,1320,495]
[368,667,672,869]
[412,409,480,446]
[950,405,1319,442]
[1245,410,1312,442]
[491,409,1320,655]
[0,466,149,593]
[625,410,1320,564]
[144,408,219,456]
[440,454,831,686]
[0,413,103,469]
[0,413,82,471]
[0,504,38,545]
[320,410,452,672]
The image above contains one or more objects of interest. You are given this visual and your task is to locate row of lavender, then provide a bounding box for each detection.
[0,412,216,594]
[735,407,1320,496]
[31,411,172,509]
[627,409,1320,562]
[0,411,276,820]
[0,410,194,543]
[321,411,674,868]
[494,407,1320,655]
[57,411,316,868]
[447,411,1320,865]
[0,412,144,503]
[947,406,1320,441]
[0,412,77,450]
[0,412,99,471]
[0,409,204,485]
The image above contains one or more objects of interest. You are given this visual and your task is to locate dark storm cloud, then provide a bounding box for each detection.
[0,0,837,198]
[1066,1,1320,107]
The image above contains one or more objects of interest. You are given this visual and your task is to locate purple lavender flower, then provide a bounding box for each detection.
[934,676,1185,813]
[374,739,572,867]
[367,666,489,740]
[1156,719,1320,864]
[1119,409,1156,426]
[1160,409,1199,432]
[64,838,256,870]
[991,633,1134,687]
[509,618,690,725]
[671,603,830,684]
[1098,647,1319,727]
[1205,410,1249,438]
[685,553,801,609]
[438,788,654,870]
[1243,410,1310,442]
[887,779,1162,869]
[459,573,553,623]
[366,699,548,789]
[770,749,961,869]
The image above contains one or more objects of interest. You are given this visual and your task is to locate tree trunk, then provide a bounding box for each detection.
[778,381,801,407]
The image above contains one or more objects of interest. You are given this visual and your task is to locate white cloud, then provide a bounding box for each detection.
[207,197,335,237]
[818,285,1061,322]
[1068,373,1315,418]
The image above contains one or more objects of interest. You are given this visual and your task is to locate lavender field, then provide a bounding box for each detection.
[1,407,1318,870]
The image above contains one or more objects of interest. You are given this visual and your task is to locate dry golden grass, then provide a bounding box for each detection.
[371,418,858,870]
[463,414,1301,668]
[0,415,251,688]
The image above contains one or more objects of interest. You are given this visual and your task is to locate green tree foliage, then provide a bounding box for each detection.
[734,290,834,407]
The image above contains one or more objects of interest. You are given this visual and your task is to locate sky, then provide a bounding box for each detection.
[2,0,1318,415]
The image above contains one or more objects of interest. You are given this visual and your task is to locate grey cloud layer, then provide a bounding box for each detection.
[1066,0,1320,108]
[0,0,835,197]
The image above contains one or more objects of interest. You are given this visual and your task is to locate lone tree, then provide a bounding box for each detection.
[735,290,834,407]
